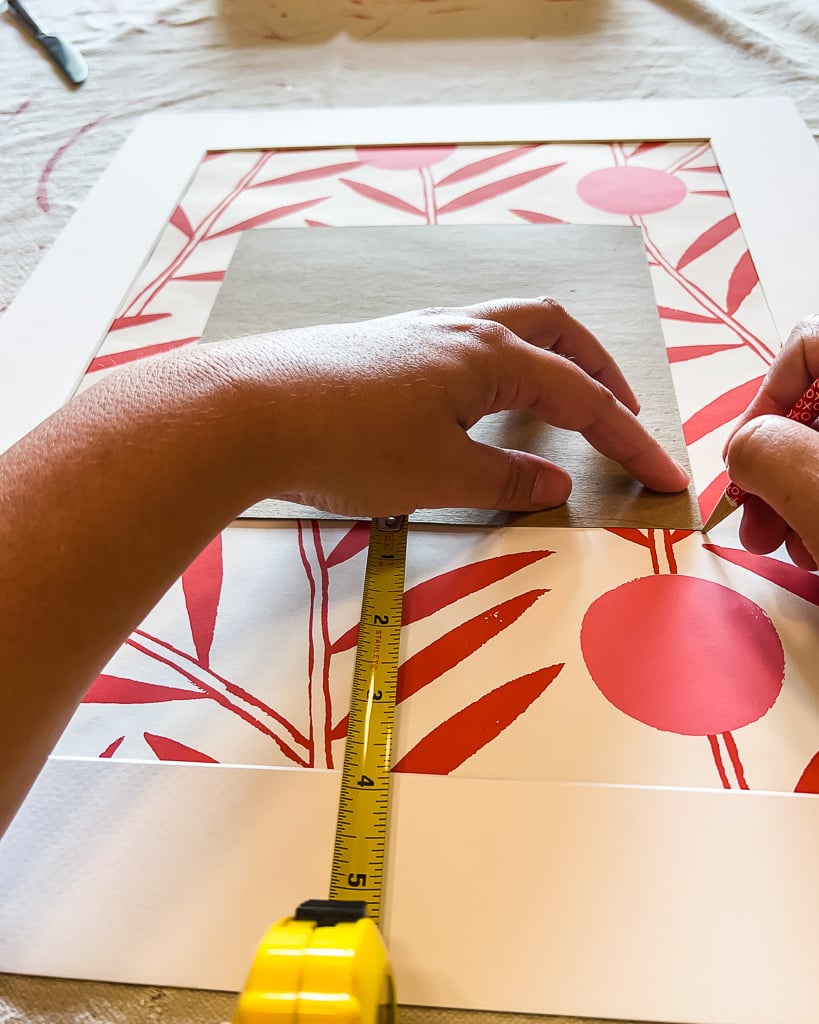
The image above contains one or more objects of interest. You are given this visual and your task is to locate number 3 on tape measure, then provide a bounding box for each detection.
[329,515,408,924]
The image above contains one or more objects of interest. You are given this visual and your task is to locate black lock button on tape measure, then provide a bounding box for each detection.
[234,517,409,1024]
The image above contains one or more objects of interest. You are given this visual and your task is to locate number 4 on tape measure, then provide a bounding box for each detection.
[233,516,408,1024]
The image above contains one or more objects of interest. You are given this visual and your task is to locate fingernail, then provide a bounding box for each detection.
[532,471,571,509]
[672,457,690,484]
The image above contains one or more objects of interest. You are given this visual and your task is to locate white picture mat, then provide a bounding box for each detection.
[2,100,819,1024]
[1,99,818,451]
[5,758,819,1024]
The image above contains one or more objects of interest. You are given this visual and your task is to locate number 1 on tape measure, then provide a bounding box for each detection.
[329,515,408,923]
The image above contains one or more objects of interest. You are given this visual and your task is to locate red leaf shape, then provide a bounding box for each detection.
[658,306,721,324]
[397,589,547,702]
[173,271,225,283]
[668,530,695,545]
[127,634,309,758]
[436,164,565,215]
[99,736,125,758]
[606,528,651,548]
[87,337,197,373]
[330,550,553,654]
[326,521,371,568]
[249,161,363,188]
[726,250,759,315]
[206,198,328,239]
[182,535,224,668]
[509,208,566,224]
[339,178,425,217]
[84,675,206,704]
[405,550,553,624]
[667,343,741,363]
[699,470,730,520]
[685,165,722,174]
[393,664,564,775]
[109,313,172,332]
[629,141,666,158]
[676,213,739,270]
[704,544,819,606]
[331,714,349,741]
[305,219,329,227]
[435,146,535,187]
[170,206,195,238]
[683,376,764,445]
[144,733,219,763]
[795,752,819,794]
[692,190,730,198]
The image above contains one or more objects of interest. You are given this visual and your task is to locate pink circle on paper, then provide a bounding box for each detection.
[355,145,457,170]
[577,166,687,215]
[580,575,784,735]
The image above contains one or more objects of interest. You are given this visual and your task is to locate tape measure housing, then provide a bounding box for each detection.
[233,905,396,1024]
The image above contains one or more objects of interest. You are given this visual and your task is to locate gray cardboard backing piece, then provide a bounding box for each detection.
[201,225,700,529]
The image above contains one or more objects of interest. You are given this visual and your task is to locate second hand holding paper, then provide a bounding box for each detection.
[704,377,819,531]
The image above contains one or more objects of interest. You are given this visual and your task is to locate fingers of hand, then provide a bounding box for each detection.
[265,305,687,512]
[448,314,688,494]
[720,315,819,462]
[462,296,640,414]
[429,439,572,512]
[584,413,690,493]
[516,355,689,493]
[785,532,817,571]
[740,494,818,570]
[733,315,819,434]
[728,414,819,567]
[737,494,789,556]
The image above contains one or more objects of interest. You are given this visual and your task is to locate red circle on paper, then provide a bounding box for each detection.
[580,575,784,735]
[577,166,687,215]
[355,145,457,170]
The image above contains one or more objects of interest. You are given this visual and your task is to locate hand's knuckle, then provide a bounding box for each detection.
[495,451,523,507]
[538,296,568,321]
[419,305,452,320]
[577,380,619,430]
[440,319,513,356]
[474,320,511,346]
[727,416,778,478]
[785,313,819,351]
[795,313,819,337]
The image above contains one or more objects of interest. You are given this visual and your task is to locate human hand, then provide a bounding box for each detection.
[0,295,689,836]
[227,297,690,517]
[725,315,819,569]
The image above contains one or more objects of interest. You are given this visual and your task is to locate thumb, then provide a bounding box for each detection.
[727,415,819,562]
[439,439,572,511]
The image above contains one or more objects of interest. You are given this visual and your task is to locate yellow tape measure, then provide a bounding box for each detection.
[329,515,408,919]
[234,516,409,1024]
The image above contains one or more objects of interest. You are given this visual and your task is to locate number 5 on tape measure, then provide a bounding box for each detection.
[233,517,408,1024]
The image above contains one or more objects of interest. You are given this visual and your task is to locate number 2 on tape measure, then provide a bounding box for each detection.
[329,516,408,924]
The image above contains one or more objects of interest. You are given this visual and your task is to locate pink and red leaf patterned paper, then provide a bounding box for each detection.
[55,137,819,797]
